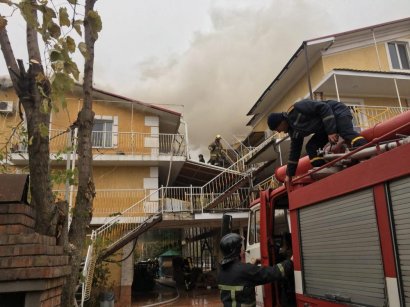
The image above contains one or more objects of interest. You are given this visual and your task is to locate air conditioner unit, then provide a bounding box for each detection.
[0,101,14,113]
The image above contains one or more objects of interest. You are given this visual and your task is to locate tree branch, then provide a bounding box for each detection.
[26,0,41,63]
[0,17,20,88]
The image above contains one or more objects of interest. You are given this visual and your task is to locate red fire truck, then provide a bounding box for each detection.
[245,111,410,307]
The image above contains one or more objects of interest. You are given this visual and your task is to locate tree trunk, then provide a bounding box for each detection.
[63,0,98,305]
[0,13,56,237]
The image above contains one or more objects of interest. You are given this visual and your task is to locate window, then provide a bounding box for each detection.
[248,209,261,245]
[388,41,410,70]
[92,119,113,147]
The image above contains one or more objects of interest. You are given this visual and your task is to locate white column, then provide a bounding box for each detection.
[333,73,340,102]
[393,78,403,112]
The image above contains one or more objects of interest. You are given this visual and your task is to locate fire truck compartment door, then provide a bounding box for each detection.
[299,188,386,306]
[389,176,410,306]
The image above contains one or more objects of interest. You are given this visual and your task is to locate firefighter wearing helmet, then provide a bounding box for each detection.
[217,233,293,307]
[208,134,224,166]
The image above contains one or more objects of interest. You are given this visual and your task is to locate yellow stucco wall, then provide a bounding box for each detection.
[254,58,325,132]
[52,165,153,216]
[0,88,21,150]
[322,44,390,73]
[252,34,410,133]
[50,96,156,155]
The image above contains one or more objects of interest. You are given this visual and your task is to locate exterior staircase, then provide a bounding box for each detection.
[79,133,279,306]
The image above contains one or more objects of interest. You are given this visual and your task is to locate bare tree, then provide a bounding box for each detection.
[0,1,101,305]
[64,0,99,304]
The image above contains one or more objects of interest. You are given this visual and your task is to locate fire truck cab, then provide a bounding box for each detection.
[246,113,410,307]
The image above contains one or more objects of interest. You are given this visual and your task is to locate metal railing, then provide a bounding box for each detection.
[79,133,279,305]
[13,129,187,157]
[54,189,149,217]
[348,105,410,130]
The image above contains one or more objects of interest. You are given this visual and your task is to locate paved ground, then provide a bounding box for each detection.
[132,279,222,306]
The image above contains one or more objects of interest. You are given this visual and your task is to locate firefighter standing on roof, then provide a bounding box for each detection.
[267,99,367,183]
[208,135,224,166]
[217,233,292,307]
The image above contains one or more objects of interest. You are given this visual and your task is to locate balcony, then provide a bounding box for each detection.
[347,105,410,131]
[55,187,250,225]
[10,130,187,165]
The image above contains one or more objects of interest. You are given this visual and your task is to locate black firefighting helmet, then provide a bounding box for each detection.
[220,233,242,265]
[267,112,286,131]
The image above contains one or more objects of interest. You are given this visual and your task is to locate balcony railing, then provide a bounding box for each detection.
[348,105,410,131]
[54,189,150,217]
[13,130,187,158]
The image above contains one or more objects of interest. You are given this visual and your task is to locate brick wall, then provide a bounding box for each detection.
[0,202,70,307]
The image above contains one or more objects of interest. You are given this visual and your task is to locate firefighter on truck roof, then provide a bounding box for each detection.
[217,233,293,307]
[267,99,367,184]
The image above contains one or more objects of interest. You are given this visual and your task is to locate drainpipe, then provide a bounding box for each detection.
[304,41,313,99]
[181,118,189,158]
[190,184,193,213]
[393,78,403,112]
[65,129,73,225]
[68,128,78,228]
[371,29,382,71]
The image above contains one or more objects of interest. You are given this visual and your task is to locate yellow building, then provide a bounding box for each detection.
[245,17,410,172]
[0,81,189,304]
[0,82,186,219]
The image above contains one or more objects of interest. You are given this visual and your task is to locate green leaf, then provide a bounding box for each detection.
[64,61,80,80]
[40,98,50,113]
[19,1,37,27]
[48,21,61,39]
[59,7,70,27]
[67,0,77,4]
[78,42,88,59]
[73,19,82,36]
[39,123,49,138]
[0,152,3,161]
[87,10,102,39]
[40,5,57,28]
[50,49,63,62]
[51,72,74,106]
[66,36,76,53]
[51,60,65,72]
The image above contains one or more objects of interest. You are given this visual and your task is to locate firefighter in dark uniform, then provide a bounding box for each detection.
[217,233,292,307]
[267,99,367,182]
[208,135,224,166]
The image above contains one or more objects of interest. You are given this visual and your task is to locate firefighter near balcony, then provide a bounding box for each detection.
[208,134,225,166]
[217,233,292,307]
[267,99,367,183]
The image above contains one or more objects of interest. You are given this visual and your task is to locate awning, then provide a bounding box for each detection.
[170,160,226,187]
[314,69,410,101]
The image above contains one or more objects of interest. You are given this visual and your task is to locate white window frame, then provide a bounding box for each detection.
[385,40,410,72]
[92,115,118,148]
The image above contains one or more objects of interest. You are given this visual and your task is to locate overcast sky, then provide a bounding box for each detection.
[1,0,410,158]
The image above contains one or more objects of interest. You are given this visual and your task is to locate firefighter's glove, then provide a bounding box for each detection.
[277,259,293,279]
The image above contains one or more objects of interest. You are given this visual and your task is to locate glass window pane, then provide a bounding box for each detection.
[104,131,112,147]
[105,122,113,132]
[388,43,400,69]
[92,119,113,147]
[92,132,102,147]
[249,211,255,245]
[255,210,261,243]
[93,122,104,132]
[398,43,410,69]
